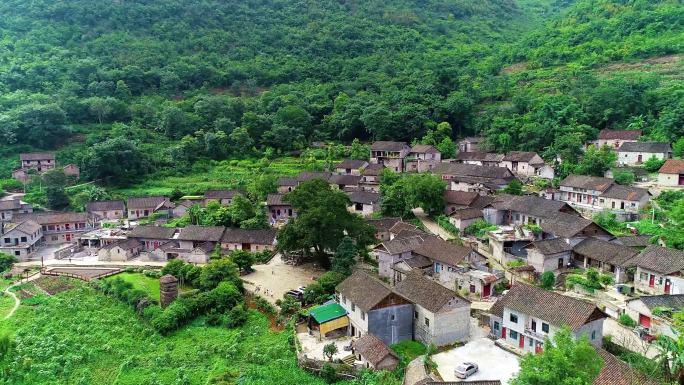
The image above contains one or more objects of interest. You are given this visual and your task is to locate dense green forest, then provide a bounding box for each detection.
[0,0,682,190]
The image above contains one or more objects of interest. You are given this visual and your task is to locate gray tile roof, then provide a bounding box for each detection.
[595,348,660,385]
[297,172,332,182]
[632,294,684,312]
[362,163,385,176]
[7,220,41,235]
[277,177,298,186]
[394,272,468,313]
[539,212,605,239]
[371,141,409,151]
[617,142,671,153]
[377,235,426,255]
[443,191,479,206]
[598,129,641,140]
[86,200,125,212]
[335,159,368,169]
[410,144,439,154]
[612,235,653,248]
[365,217,401,233]
[526,238,573,255]
[266,194,289,206]
[630,245,684,275]
[560,175,614,192]
[455,152,504,162]
[176,225,226,242]
[221,228,277,245]
[204,189,243,200]
[352,333,398,367]
[502,151,542,163]
[102,238,142,251]
[573,238,638,267]
[127,196,170,209]
[15,212,90,225]
[412,237,472,267]
[336,270,394,312]
[449,208,483,220]
[329,174,362,186]
[0,200,21,210]
[20,152,55,161]
[432,163,515,180]
[490,194,573,219]
[128,226,177,240]
[347,191,380,204]
[600,185,649,201]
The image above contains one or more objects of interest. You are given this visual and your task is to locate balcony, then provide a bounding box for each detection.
[524,327,546,341]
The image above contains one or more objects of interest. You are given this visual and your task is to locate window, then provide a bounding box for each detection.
[494,321,500,331]
[510,313,518,323]
[14,251,20,256]
[591,330,596,340]
[414,311,419,319]
[3,238,9,244]
[542,323,549,333]
[361,312,365,320]
[510,330,518,340]
[20,236,27,243]
[390,314,395,321]
[424,318,430,327]
[341,295,346,304]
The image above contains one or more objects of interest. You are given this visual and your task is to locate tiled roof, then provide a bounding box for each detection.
[594,348,660,385]
[402,255,433,269]
[371,141,409,151]
[335,159,368,169]
[20,152,55,161]
[14,212,90,225]
[449,208,483,220]
[539,212,602,239]
[632,294,684,312]
[297,172,331,182]
[221,228,277,245]
[362,163,385,176]
[128,226,177,239]
[377,235,426,255]
[600,185,649,201]
[127,196,169,209]
[365,217,401,233]
[502,151,542,163]
[413,236,472,267]
[336,270,394,312]
[455,152,504,162]
[526,238,573,256]
[489,283,605,331]
[410,144,439,153]
[394,272,468,313]
[7,220,41,235]
[660,159,684,174]
[389,221,420,235]
[352,333,398,367]
[277,177,298,186]
[598,129,642,140]
[460,137,484,143]
[103,238,141,251]
[490,194,573,219]
[443,190,479,206]
[347,191,380,204]
[630,245,684,275]
[0,200,21,210]
[612,235,653,248]
[560,175,614,192]
[176,225,226,242]
[204,189,243,200]
[86,200,125,212]
[432,163,515,180]
[572,238,638,267]
[266,194,288,206]
[617,141,671,153]
[329,174,362,186]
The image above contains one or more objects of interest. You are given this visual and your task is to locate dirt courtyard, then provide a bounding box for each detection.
[242,253,324,303]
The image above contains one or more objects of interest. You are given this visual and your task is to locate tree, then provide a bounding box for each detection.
[14,103,71,148]
[229,194,256,225]
[199,258,241,291]
[158,106,189,139]
[349,138,369,160]
[380,173,445,217]
[511,327,602,385]
[437,137,456,159]
[643,156,666,173]
[228,127,254,158]
[323,343,338,362]
[81,137,149,186]
[43,169,70,210]
[502,180,524,195]
[247,175,277,201]
[230,250,255,273]
[277,179,374,266]
[575,145,616,177]
[673,138,684,159]
[612,170,635,185]
[653,311,684,385]
[0,252,17,273]
[331,237,358,276]
[161,259,186,278]
[539,272,555,290]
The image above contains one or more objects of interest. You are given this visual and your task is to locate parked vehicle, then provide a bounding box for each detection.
[455,362,478,379]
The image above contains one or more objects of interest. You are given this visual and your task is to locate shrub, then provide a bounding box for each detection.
[539,272,555,290]
[618,314,637,328]
[224,304,248,328]
[319,364,337,384]
[643,156,665,173]
[253,296,276,316]
[161,259,186,278]
[436,215,459,237]
[0,332,12,359]
[464,219,497,238]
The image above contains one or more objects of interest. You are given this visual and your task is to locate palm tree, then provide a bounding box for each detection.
[654,334,684,384]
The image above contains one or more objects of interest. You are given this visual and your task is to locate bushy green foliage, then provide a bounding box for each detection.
[0,252,17,273]
[612,169,635,186]
[618,314,637,328]
[643,156,666,173]
[539,271,555,290]
[303,272,345,305]
[463,219,498,238]
[380,172,446,217]
[436,215,459,237]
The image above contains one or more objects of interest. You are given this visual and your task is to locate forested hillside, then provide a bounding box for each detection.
[0,0,682,189]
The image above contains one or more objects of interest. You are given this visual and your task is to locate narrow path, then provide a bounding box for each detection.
[3,273,42,320]
[411,208,453,240]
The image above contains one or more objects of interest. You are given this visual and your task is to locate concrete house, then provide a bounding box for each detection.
[572,238,638,283]
[394,272,471,346]
[365,217,402,242]
[329,174,362,190]
[454,152,504,167]
[128,226,177,251]
[336,271,414,345]
[443,190,493,215]
[524,238,574,274]
[297,171,332,185]
[630,245,684,295]
[658,160,684,188]
[86,200,126,221]
[458,137,484,153]
[63,164,80,179]
[500,152,554,179]
[172,225,225,263]
[626,295,684,338]
[596,129,641,149]
[172,199,205,218]
[0,199,33,222]
[448,208,484,232]
[432,163,517,194]
[277,177,298,193]
[347,191,380,217]
[412,236,478,289]
[559,175,614,211]
[617,142,672,166]
[220,228,277,253]
[489,283,607,354]
[369,141,411,172]
[598,184,650,221]
[406,144,441,172]
[376,235,427,278]
[360,163,385,192]
[0,220,43,260]
[15,212,94,244]
[127,196,174,220]
[267,193,295,226]
[335,159,369,176]
[97,239,142,262]
[203,189,244,205]
[19,152,56,172]
[352,333,399,371]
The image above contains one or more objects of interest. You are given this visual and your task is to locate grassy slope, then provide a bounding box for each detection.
[106,272,161,301]
[0,284,332,385]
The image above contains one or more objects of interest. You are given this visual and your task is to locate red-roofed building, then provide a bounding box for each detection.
[658,159,684,187]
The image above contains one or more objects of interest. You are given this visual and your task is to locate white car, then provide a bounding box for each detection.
[455,362,478,379]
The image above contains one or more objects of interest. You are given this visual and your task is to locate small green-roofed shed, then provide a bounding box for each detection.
[307,302,349,339]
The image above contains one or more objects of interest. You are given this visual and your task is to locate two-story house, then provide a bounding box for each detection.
[86,200,126,221]
[598,184,650,221]
[500,152,554,179]
[267,193,295,226]
[0,220,43,260]
[658,160,684,188]
[405,145,441,172]
[19,152,56,172]
[630,245,684,295]
[369,141,411,172]
[617,142,672,166]
[335,159,369,176]
[127,226,177,251]
[127,196,174,220]
[524,238,574,274]
[277,177,298,193]
[171,225,225,263]
[559,175,614,211]
[97,239,143,262]
[432,163,517,194]
[14,212,94,244]
[221,228,277,253]
[458,137,484,153]
[489,283,607,354]
[359,163,385,192]
[0,199,33,222]
[596,129,641,149]
[454,152,504,167]
[329,174,362,190]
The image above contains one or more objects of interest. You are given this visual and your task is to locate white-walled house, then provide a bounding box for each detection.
[0,220,43,260]
[347,191,381,217]
[659,160,684,188]
[86,200,126,221]
[617,142,671,166]
[500,152,554,179]
[559,175,614,211]
[0,199,33,222]
[630,245,684,295]
[97,239,142,262]
[489,283,606,354]
[406,144,441,172]
[571,238,638,283]
[596,129,641,149]
[626,295,684,338]
[524,238,573,274]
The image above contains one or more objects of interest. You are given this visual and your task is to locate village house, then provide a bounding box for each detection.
[329,174,362,190]
[454,152,504,167]
[611,235,653,250]
[433,163,517,194]
[598,184,650,221]
[394,272,471,346]
[277,177,298,193]
[443,190,493,215]
[351,333,400,371]
[63,164,80,179]
[336,270,414,345]
[127,225,177,251]
[405,144,441,172]
[658,159,684,188]
[78,227,127,249]
[0,199,33,222]
[97,239,142,262]
[365,217,402,242]
[388,221,423,240]
[455,269,502,299]
[538,212,612,245]
[596,129,642,149]
[626,295,684,338]
[524,238,574,274]
[489,283,607,354]
[14,212,94,244]
[335,159,369,176]
[595,348,660,385]
[19,152,56,172]
[559,175,614,211]
[412,236,480,289]
[369,141,411,172]
[617,142,672,166]
[376,235,428,278]
[171,225,225,263]
[220,228,277,253]
[572,238,638,283]
[172,199,205,218]
[631,245,684,295]
[203,189,244,205]
[0,220,43,260]
[448,208,484,232]
[458,137,484,153]
[297,171,332,185]
[359,163,384,192]
[127,196,174,220]
[267,193,295,226]
[347,191,380,217]
[86,200,126,221]
[500,151,554,179]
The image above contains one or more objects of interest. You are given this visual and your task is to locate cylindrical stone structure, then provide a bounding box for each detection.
[160,274,179,309]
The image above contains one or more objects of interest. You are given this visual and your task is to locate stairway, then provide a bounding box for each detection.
[341,354,356,366]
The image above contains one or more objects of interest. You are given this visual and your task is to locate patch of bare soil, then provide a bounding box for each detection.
[501,61,529,74]
[600,54,683,72]
[34,276,76,295]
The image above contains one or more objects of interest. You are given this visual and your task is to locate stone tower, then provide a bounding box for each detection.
[159,274,179,308]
